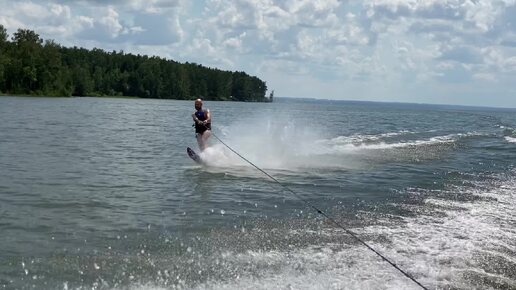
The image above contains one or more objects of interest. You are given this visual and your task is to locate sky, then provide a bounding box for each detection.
[1,0,516,108]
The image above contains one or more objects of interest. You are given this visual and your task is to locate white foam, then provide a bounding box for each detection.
[121,246,422,290]
[359,174,516,289]
[116,173,516,290]
[321,132,480,152]
[325,130,414,144]
[199,144,247,167]
[505,136,516,143]
[191,247,417,290]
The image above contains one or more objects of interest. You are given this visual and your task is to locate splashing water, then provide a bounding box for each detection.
[197,115,481,172]
[198,116,334,170]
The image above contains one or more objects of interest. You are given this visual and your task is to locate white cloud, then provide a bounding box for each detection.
[284,0,340,27]
[50,4,71,20]
[0,0,515,106]
[128,11,184,45]
[16,1,51,20]
[438,45,483,64]
[98,6,123,38]
[129,0,182,13]
[74,6,135,42]
[0,1,85,39]
[223,32,246,51]
[78,16,94,28]
[326,13,373,46]
[70,0,182,14]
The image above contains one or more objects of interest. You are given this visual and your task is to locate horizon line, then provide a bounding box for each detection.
[274,96,516,111]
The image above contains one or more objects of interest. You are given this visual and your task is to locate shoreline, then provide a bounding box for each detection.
[0,94,272,102]
[0,93,273,103]
[1,93,143,99]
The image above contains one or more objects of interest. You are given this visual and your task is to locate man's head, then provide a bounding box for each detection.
[194,98,203,110]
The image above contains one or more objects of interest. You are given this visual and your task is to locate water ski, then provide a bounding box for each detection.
[187,147,203,164]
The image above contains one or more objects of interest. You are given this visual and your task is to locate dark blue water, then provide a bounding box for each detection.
[0,96,515,289]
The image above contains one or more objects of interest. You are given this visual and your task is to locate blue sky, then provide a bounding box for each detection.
[1,0,516,107]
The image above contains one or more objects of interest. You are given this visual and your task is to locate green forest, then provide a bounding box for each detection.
[0,26,269,101]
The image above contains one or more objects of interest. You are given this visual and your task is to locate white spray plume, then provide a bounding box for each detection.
[196,115,470,171]
[198,114,350,171]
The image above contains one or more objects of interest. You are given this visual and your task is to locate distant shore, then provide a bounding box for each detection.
[0,93,138,99]
[0,94,273,102]
[0,26,269,102]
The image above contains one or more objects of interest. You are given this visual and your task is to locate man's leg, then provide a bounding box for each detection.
[201,130,211,149]
[196,133,205,151]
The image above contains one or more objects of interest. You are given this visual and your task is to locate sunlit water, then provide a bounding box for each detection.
[0,96,515,289]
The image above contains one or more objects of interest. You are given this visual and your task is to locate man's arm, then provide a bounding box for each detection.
[204,109,211,124]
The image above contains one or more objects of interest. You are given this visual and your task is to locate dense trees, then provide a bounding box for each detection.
[0,26,269,101]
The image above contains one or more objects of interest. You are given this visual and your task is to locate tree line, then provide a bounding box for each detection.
[0,26,269,102]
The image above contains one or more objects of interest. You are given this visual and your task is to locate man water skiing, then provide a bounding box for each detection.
[192,98,211,151]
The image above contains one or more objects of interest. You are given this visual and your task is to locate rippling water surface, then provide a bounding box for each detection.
[0,96,515,289]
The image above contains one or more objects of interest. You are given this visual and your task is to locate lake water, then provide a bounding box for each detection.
[0,96,515,289]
